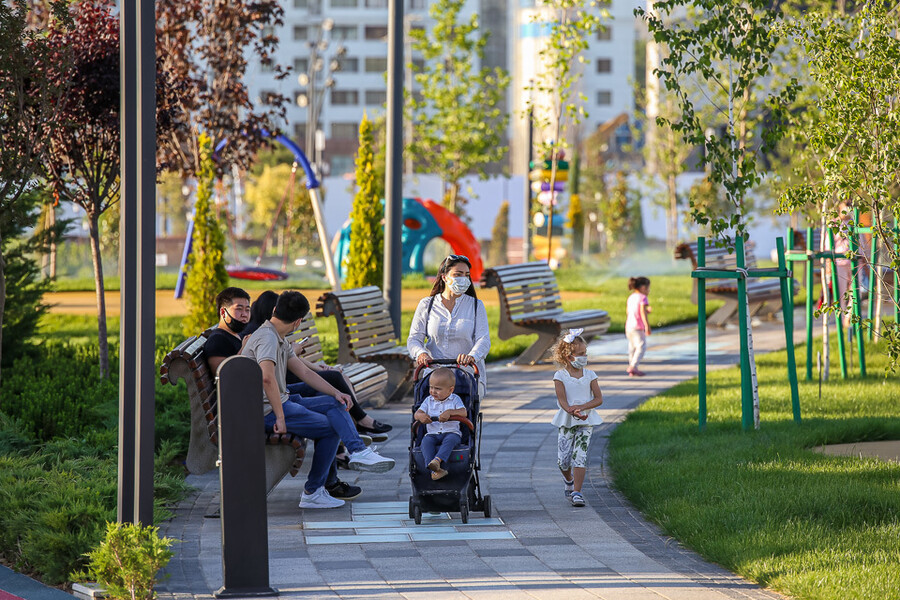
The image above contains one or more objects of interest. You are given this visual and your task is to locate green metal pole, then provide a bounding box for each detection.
[778,237,801,423]
[698,237,707,431]
[805,227,814,380]
[851,208,866,377]
[735,236,753,432]
[867,232,877,341]
[828,229,848,379]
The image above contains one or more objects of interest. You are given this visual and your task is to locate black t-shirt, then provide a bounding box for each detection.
[205,327,242,362]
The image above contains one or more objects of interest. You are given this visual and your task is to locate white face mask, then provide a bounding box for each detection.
[447,276,470,295]
[571,355,588,368]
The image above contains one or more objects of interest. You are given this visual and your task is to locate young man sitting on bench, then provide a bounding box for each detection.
[241,290,395,509]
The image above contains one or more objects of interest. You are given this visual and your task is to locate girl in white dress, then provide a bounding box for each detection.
[551,328,603,507]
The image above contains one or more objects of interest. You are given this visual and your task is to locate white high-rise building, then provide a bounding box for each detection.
[245,0,635,177]
[509,0,637,174]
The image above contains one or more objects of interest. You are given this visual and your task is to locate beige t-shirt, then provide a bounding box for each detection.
[241,320,293,416]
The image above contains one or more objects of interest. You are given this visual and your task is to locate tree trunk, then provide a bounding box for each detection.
[666,172,678,251]
[88,214,110,379]
[0,228,6,393]
[49,206,57,279]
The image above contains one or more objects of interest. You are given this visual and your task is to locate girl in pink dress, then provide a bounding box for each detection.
[625,277,651,376]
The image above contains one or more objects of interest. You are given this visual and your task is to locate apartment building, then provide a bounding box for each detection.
[245,0,636,177]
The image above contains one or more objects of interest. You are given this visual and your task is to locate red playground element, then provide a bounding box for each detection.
[416,198,483,282]
[226,265,289,281]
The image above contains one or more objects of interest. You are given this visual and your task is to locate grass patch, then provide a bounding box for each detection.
[608,338,900,600]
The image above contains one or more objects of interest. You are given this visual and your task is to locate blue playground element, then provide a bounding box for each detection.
[334,198,442,277]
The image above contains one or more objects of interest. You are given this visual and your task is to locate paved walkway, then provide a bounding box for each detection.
[154,316,811,600]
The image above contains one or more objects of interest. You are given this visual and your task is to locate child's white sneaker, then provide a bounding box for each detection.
[564,479,575,498]
[349,447,395,473]
[299,486,345,509]
[570,492,585,507]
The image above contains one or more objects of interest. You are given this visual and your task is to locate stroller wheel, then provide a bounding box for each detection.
[459,501,469,524]
[413,505,422,525]
[483,495,492,518]
[409,496,415,519]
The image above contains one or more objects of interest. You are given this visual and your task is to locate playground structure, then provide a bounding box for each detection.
[334,197,483,282]
[787,210,900,381]
[175,132,339,298]
[693,235,801,432]
[529,158,569,264]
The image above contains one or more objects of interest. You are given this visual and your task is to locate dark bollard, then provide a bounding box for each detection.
[214,356,277,598]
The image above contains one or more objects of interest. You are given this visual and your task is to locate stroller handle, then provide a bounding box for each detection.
[414,358,480,381]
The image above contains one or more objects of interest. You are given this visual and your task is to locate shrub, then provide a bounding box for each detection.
[75,522,174,600]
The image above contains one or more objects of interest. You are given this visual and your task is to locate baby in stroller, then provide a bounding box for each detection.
[414,368,468,480]
[408,360,491,524]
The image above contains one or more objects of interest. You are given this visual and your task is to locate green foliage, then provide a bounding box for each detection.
[75,522,174,600]
[636,0,797,243]
[184,134,229,334]
[601,172,641,255]
[526,0,603,255]
[406,0,510,216]
[244,161,316,261]
[778,3,900,366]
[0,187,55,368]
[488,201,510,266]
[344,114,384,289]
[609,338,900,600]
[567,194,583,261]
[0,319,192,585]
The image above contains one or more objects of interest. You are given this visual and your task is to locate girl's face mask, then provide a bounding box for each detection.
[571,355,588,368]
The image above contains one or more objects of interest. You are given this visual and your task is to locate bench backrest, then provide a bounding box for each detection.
[160,334,219,443]
[316,286,399,362]
[674,240,759,270]
[288,312,326,363]
[479,261,563,317]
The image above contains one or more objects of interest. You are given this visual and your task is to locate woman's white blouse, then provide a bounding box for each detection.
[407,293,490,395]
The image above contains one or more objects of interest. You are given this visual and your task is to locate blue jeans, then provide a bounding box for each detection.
[421,432,462,466]
[264,398,340,494]
[284,390,366,454]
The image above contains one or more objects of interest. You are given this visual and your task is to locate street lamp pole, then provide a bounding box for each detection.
[384,0,404,334]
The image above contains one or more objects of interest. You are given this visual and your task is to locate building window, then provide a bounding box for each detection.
[332,0,357,6]
[293,26,309,41]
[365,25,388,40]
[337,57,358,72]
[293,0,308,7]
[408,0,427,8]
[293,123,308,141]
[597,90,612,105]
[365,0,388,7]
[365,57,388,73]
[365,90,387,105]
[332,122,359,138]
[332,25,358,40]
[330,154,355,176]
[596,58,612,73]
[294,58,309,73]
[597,27,612,41]
[331,89,359,105]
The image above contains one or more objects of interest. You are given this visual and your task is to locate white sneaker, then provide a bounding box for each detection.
[299,486,345,509]
[348,447,395,473]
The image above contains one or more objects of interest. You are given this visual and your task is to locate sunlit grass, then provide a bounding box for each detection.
[608,337,900,600]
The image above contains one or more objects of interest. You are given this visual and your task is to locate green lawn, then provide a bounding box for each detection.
[608,338,900,600]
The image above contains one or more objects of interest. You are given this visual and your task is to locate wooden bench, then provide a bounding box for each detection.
[316,286,415,402]
[159,333,306,496]
[480,261,611,365]
[289,312,390,407]
[675,240,790,327]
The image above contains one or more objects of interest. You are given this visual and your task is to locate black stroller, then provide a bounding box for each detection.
[408,359,491,524]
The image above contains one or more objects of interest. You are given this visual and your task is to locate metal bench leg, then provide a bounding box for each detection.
[512,332,557,366]
[383,362,414,402]
[707,298,739,327]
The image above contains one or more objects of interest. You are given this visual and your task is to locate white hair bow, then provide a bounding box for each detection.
[563,328,584,343]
